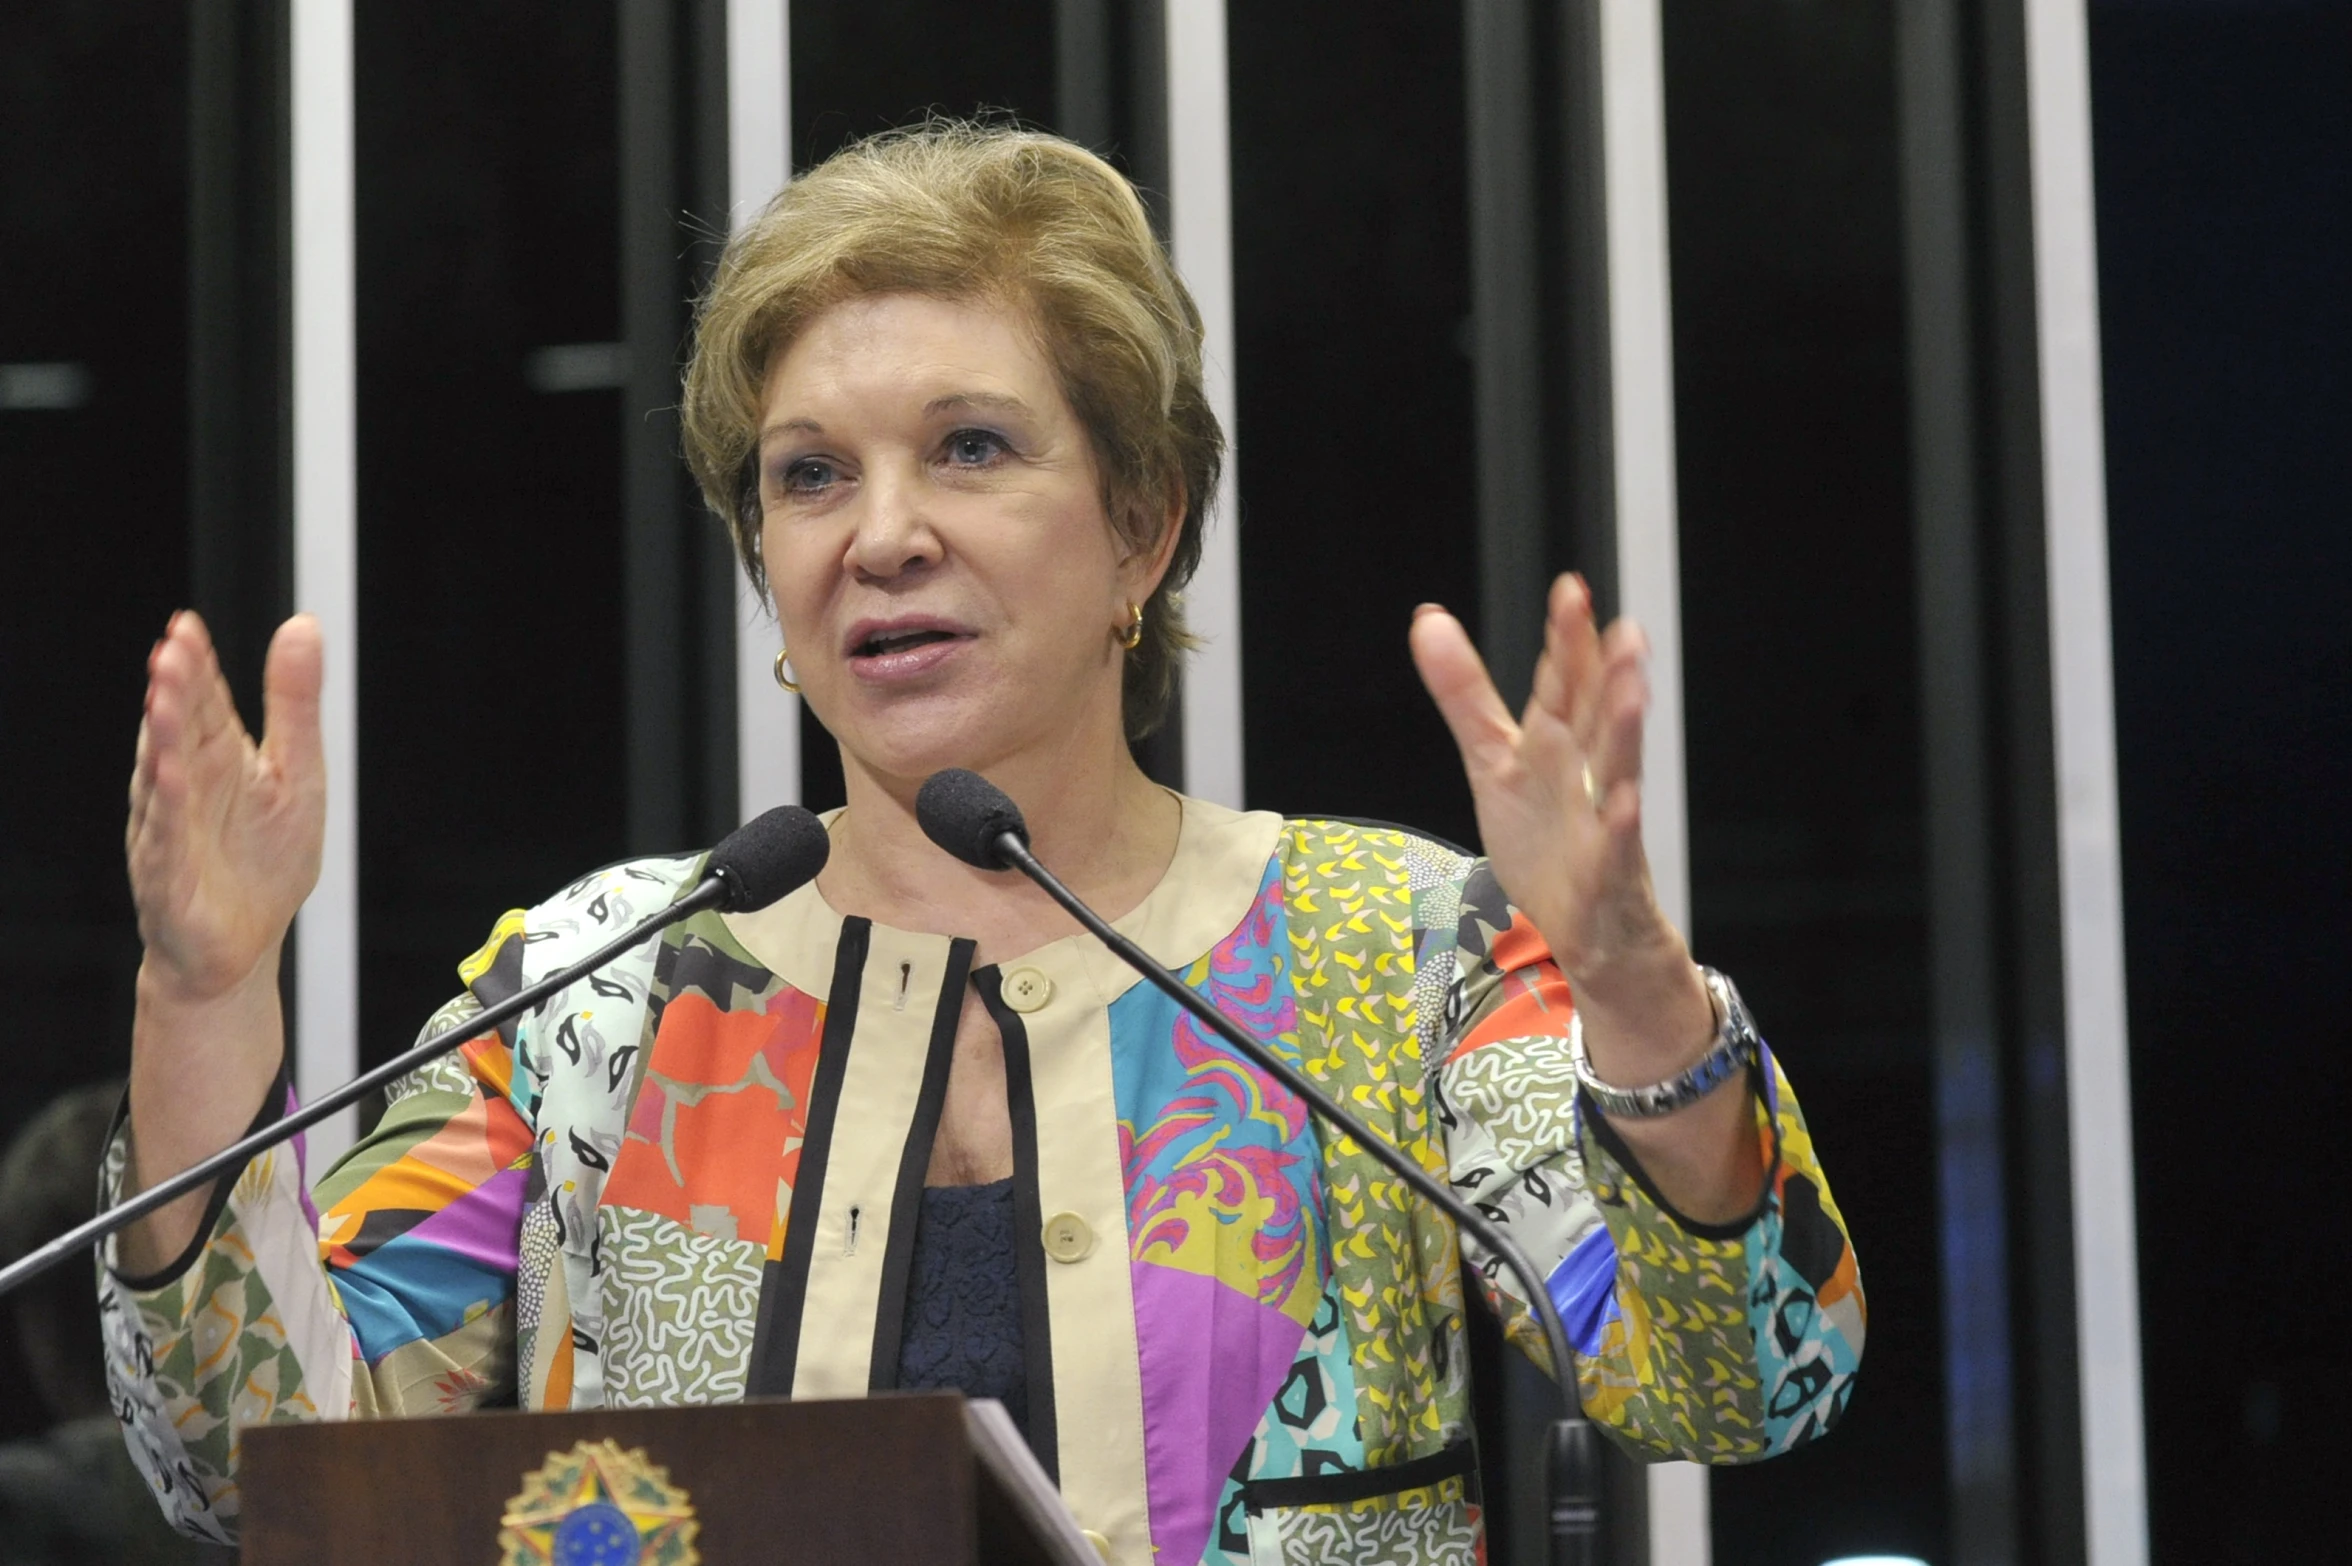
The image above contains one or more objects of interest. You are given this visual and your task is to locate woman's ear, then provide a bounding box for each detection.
[1120,489,1188,601]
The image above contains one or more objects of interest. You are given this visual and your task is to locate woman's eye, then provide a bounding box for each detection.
[780,457,836,493]
[944,429,1008,467]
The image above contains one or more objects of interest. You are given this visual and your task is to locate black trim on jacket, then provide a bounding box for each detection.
[748,915,869,1395]
[1239,1437,1480,1513]
[866,937,978,1388]
[108,1056,295,1292]
[1577,1067,1779,1242]
[975,964,1060,1484]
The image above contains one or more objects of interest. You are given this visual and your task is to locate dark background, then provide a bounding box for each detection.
[2,3,2344,1562]
[1660,9,1944,1563]
[2089,3,2352,1561]
[0,0,194,1464]
[352,0,631,1092]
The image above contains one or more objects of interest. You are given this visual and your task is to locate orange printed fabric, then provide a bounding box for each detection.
[1444,910,1575,1067]
[601,985,827,1256]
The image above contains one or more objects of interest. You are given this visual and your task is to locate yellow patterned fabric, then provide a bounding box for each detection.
[1270,820,1865,1468]
[1279,824,1467,1465]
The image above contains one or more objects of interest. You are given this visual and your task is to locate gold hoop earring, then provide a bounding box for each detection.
[772,647,800,694]
[1119,602,1145,651]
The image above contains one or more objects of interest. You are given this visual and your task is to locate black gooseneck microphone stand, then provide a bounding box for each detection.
[0,807,831,1304]
[916,770,1605,1566]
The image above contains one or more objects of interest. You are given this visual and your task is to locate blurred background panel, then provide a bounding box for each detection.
[2089,3,2352,1562]
[1661,6,1946,1563]
[1227,4,1481,847]
[792,0,1057,168]
[350,0,640,1072]
[0,0,195,1448]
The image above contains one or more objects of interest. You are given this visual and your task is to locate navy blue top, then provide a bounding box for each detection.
[894,1178,1029,1441]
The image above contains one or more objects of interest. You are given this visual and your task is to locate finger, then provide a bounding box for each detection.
[138,619,214,877]
[149,611,239,780]
[260,614,325,785]
[177,610,244,757]
[1588,641,1651,812]
[129,706,156,841]
[129,634,164,819]
[1532,575,1609,741]
[1555,659,1649,899]
[1408,605,1521,778]
[139,698,190,879]
[144,622,194,758]
[1525,574,1579,723]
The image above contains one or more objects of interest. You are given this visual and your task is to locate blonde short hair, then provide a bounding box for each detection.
[681,120,1224,741]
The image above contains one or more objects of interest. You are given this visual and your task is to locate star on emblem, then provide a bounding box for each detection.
[499,1438,699,1566]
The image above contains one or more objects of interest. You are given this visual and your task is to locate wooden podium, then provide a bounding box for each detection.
[238,1392,1097,1564]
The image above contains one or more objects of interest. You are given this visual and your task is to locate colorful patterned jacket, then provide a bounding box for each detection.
[98,800,1864,1564]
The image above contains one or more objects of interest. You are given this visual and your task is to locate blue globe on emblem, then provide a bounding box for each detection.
[551,1500,643,1566]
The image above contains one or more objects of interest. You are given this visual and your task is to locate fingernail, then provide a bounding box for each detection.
[1412,602,1444,621]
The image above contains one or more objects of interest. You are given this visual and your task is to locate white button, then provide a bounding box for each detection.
[1042,1211,1095,1263]
[1002,967,1054,1013]
[1082,1529,1113,1562]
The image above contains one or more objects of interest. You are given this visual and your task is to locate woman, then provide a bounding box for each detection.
[105,124,1862,1563]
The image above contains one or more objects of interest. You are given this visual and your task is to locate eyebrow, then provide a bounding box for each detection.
[756,416,823,452]
[754,391,1034,454]
[924,391,1033,419]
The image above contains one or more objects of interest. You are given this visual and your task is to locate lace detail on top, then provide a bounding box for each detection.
[895,1178,1029,1443]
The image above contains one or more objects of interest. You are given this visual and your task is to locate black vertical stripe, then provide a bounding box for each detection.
[747,916,870,1397]
[976,966,1059,1482]
[866,937,978,1389]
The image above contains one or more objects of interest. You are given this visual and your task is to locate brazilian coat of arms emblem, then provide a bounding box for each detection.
[499,1438,700,1566]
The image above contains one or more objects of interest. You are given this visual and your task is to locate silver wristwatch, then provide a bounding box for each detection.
[1570,967,1759,1119]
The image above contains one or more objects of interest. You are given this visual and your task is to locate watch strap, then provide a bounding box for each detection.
[1571,967,1759,1119]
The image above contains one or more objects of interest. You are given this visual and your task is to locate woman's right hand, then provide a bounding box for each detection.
[119,611,325,1272]
[128,611,326,999]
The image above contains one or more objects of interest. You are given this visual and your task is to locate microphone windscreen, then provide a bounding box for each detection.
[706,807,831,912]
[916,769,1029,870]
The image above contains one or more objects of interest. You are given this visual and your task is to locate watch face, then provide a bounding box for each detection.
[1706,969,1757,1042]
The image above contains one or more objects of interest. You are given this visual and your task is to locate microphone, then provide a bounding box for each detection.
[704,802,834,912]
[915,771,1605,1565]
[0,807,831,1303]
[914,765,1031,870]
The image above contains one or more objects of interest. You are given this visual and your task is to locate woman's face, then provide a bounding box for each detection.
[754,292,1165,786]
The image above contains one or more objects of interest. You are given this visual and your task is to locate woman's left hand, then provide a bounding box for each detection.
[1411,574,1762,1218]
[1409,573,1690,1007]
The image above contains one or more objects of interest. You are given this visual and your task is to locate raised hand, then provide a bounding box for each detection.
[1412,575,1760,1217]
[127,612,326,1000]
[1408,574,1691,990]
[120,611,325,1269]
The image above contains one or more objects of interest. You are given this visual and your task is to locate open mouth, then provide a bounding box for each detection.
[853,628,962,658]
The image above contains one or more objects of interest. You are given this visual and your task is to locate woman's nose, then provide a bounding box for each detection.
[845,468,944,580]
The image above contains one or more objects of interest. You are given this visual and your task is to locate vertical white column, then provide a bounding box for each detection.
[2024,3,2147,1563]
[729,0,799,819]
[1598,0,1707,1559]
[1166,0,1245,809]
[291,0,358,1163]
[1601,0,1687,944]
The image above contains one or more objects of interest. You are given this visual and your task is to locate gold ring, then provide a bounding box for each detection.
[1581,761,1602,814]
